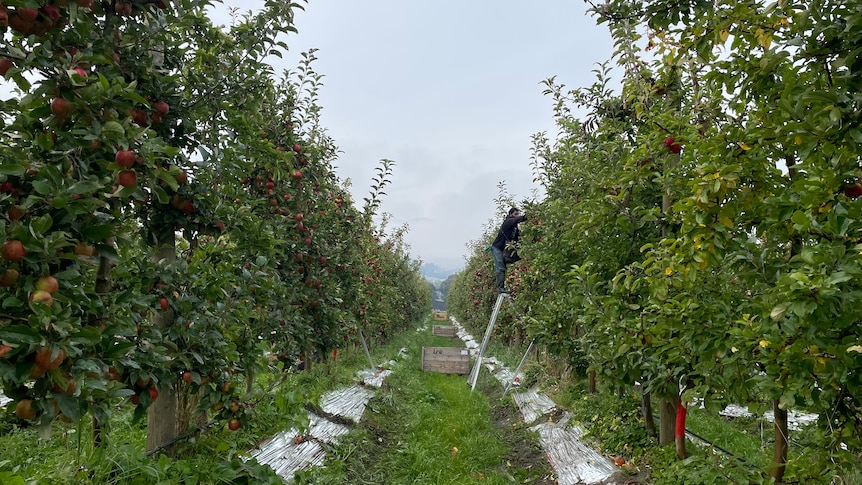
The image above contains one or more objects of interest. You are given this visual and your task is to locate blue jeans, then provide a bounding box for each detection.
[491,246,506,290]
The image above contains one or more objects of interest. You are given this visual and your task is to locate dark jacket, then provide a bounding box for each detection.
[492,215,527,250]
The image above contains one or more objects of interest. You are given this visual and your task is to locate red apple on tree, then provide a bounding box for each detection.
[292,144,301,152]
[29,290,54,306]
[50,97,73,119]
[35,347,65,370]
[130,109,147,126]
[6,205,22,220]
[228,418,241,431]
[0,58,13,77]
[18,7,39,22]
[0,268,19,287]
[15,399,37,421]
[159,297,169,311]
[115,150,136,168]
[844,182,862,199]
[1,239,26,261]
[35,275,59,294]
[41,5,61,25]
[116,170,137,187]
[152,101,169,115]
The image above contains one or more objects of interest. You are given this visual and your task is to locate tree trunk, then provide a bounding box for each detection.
[642,390,656,436]
[146,227,178,456]
[658,147,679,447]
[659,396,676,446]
[176,382,206,441]
[771,399,788,483]
[588,370,596,394]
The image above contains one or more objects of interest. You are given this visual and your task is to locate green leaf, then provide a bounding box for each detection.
[69,179,104,195]
[770,302,789,321]
[80,224,115,241]
[30,180,53,195]
[29,214,53,235]
[53,392,84,421]
[102,120,125,136]
[0,164,26,176]
[156,170,179,192]
[0,325,43,345]
[153,185,169,204]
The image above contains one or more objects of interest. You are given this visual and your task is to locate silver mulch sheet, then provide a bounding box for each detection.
[720,404,818,431]
[357,368,393,388]
[249,381,378,480]
[532,419,618,485]
[320,385,375,423]
[307,412,350,444]
[492,367,522,388]
[512,388,557,425]
[248,427,326,479]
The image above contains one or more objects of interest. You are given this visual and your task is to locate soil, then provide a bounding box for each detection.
[479,377,558,484]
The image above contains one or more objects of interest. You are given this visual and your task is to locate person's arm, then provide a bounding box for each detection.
[500,215,527,238]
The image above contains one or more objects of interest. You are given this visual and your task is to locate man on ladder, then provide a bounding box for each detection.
[490,207,526,294]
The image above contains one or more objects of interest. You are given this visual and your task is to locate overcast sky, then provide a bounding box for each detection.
[10,1,617,274]
[233,1,618,273]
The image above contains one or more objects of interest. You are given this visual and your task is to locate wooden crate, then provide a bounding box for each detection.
[421,347,470,374]
[432,325,457,337]
[433,310,448,321]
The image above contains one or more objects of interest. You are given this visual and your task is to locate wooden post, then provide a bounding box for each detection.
[659,396,677,446]
[642,391,656,436]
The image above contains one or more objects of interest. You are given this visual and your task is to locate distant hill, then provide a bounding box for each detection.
[420,262,457,282]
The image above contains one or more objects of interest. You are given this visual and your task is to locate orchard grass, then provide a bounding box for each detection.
[0,321,424,483]
[295,316,555,484]
[0,316,550,483]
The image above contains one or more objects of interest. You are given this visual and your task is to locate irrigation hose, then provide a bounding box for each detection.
[652,412,757,469]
